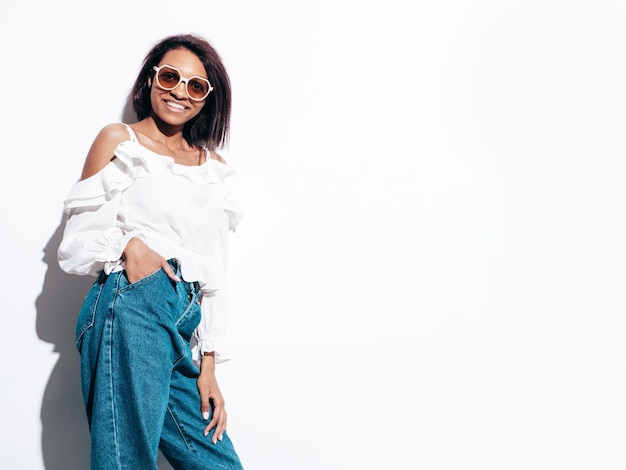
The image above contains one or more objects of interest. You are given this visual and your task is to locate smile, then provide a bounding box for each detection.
[164,100,188,111]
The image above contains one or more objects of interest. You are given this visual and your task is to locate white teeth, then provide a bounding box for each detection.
[165,100,186,110]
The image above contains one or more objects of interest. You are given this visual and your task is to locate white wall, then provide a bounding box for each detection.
[2,1,626,468]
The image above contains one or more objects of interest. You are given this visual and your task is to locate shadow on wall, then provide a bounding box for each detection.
[36,99,174,469]
[36,216,93,469]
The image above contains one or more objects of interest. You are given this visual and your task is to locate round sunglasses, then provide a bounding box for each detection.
[152,65,213,101]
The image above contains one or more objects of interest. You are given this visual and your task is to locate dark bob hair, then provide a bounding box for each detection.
[132,34,231,150]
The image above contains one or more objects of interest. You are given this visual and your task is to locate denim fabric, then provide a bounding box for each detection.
[75,259,243,470]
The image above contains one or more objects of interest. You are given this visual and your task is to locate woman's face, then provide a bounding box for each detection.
[149,48,209,126]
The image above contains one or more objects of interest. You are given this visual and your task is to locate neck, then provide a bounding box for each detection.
[139,116,192,150]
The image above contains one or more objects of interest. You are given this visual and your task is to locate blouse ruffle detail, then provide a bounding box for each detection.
[63,141,243,230]
[58,136,243,363]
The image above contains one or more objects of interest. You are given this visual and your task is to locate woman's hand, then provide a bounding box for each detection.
[198,353,228,444]
[123,237,179,283]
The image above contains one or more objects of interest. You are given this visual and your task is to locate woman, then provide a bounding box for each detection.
[58,34,244,470]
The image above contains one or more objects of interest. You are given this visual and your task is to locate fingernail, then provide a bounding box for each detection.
[219,434,223,441]
[203,412,209,420]
[174,276,180,282]
[204,430,209,437]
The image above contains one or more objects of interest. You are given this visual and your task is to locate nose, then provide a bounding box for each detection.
[170,80,189,99]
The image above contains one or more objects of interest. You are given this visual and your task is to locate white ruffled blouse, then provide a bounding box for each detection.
[57,124,242,363]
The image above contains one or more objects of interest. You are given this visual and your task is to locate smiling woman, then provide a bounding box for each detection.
[56,34,245,470]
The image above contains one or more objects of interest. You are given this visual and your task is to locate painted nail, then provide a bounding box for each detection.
[203,412,209,420]
[204,430,209,437]
[219,434,223,441]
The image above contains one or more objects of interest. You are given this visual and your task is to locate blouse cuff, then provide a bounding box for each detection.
[192,339,230,364]
[99,230,147,274]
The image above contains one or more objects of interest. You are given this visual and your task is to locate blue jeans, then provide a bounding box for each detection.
[75,260,243,469]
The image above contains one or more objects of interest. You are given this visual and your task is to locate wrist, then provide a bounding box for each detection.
[123,237,141,253]
[200,353,216,374]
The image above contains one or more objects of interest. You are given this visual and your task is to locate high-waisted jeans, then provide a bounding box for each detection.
[75,259,243,469]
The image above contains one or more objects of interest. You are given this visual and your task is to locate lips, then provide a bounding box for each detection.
[164,100,188,111]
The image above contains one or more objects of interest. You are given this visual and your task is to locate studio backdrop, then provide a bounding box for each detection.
[2,1,626,469]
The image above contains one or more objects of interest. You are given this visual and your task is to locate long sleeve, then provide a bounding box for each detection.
[192,211,232,364]
[192,180,243,364]
[57,159,142,276]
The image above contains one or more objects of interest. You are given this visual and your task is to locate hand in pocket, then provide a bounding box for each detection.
[123,238,180,283]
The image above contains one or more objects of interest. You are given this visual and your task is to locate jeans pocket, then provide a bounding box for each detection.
[75,278,105,351]
[118,266,167,293]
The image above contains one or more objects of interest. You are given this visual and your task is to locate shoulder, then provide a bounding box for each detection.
[80,123,132,180]
[91,123,133,152]
[208,150,227,165]
[98,122,133,142]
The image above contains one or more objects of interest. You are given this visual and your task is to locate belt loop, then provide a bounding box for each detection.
[193,281,201,304]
